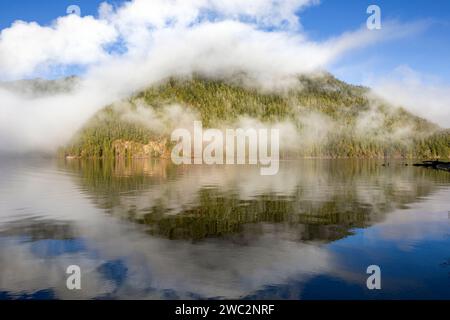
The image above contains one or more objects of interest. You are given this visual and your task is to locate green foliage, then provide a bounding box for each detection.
[61,106,155,158]
[61,73,450,159]
[412,129,450,159]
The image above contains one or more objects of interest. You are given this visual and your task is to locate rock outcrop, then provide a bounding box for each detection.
[112,139,170,159]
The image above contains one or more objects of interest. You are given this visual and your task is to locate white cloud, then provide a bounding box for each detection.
[0,15,117,79]
[0,0,433,152]
[0,0,414,81]
[0,0,319,80]
[370,65,450,128]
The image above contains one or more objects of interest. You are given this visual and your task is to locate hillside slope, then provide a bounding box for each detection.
[62,73,450,159]
[0,76,78,97]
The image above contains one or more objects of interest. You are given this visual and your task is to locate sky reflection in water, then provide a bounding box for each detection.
[0,158,449,300]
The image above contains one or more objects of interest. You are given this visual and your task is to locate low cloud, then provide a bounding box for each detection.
[0,0,432,153]
[370,65,450,128]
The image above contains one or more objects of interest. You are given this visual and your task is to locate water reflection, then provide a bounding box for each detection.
[62,159,450,242]
[0,158,449,299]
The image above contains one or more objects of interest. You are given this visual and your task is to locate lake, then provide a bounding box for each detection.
[0,158,449,300]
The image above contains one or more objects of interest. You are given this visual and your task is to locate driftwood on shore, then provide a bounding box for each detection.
[413,161,450,172]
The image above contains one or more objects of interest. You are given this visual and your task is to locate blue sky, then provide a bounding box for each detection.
[0,0,449,85]
[300,0,450,84]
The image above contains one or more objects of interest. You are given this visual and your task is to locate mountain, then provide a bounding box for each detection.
[61,72,450,159]
[0,76,78,97]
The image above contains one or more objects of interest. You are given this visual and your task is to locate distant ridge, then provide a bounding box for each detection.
[52,72,449,159]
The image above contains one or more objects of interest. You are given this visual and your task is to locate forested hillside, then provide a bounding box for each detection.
[61,73,450,159]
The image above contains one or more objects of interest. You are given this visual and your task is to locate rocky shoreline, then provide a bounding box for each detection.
[413,160,450,172]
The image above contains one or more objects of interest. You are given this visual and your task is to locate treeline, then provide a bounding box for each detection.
[61,73,450,159]
[62,107,155,158]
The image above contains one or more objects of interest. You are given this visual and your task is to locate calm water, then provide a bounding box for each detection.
[0,158,449,300]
